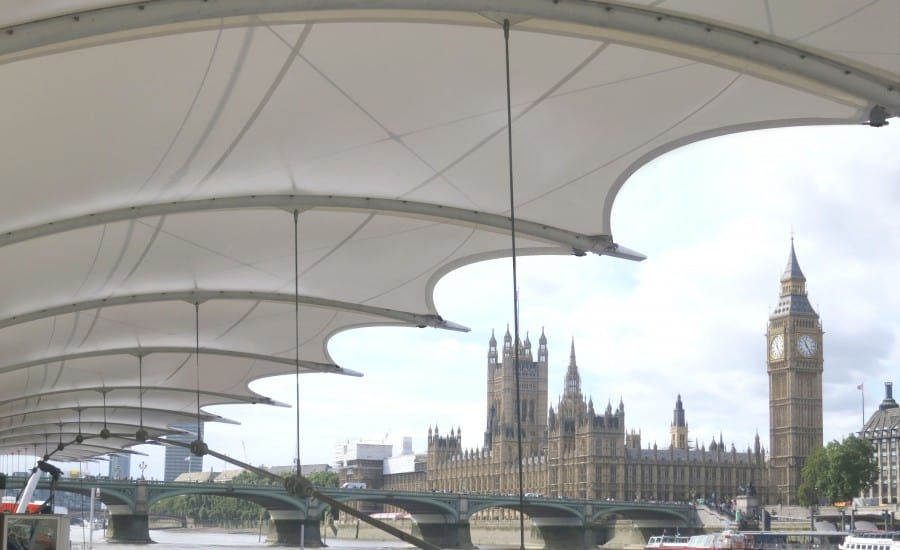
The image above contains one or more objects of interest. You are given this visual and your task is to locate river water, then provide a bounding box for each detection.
[68,527,525,549]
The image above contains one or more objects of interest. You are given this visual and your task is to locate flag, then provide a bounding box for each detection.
[857,383,864,390]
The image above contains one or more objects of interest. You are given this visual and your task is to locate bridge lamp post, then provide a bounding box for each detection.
[809,486,818,531]
[139,461,147,480]
[809,503,817,531]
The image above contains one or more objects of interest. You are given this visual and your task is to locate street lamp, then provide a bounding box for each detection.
[810,487,818,531]
[139,461,147,480]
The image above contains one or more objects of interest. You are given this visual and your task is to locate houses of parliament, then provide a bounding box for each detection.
[380,243,823,506]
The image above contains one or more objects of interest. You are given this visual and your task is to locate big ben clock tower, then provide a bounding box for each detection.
[767,240,823,504]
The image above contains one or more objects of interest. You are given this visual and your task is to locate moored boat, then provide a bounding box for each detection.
[647,534,692,550]
[839,531,900,550]
[689,531,748,550]
[647,530,846,550]
[646,531,748,550]
[744,531,845,550]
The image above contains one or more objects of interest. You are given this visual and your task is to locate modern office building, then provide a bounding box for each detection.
[108,454,131,480]
[163,423,204,482]
[335,439,393,488]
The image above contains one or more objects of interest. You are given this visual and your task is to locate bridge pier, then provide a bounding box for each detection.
[532,517,597,550]
[267,510,323,547]
[106,504,152,544]
[411,519,474,549]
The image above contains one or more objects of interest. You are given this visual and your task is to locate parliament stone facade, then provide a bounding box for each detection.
[411,331,767,504]
[379,242,823,506]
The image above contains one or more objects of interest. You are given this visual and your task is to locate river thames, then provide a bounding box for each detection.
[69,527,525,549]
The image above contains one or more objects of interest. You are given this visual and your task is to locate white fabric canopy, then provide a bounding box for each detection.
[0,0,897,460]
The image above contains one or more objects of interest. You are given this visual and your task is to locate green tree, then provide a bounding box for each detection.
[307,470,339,488]
[798,435,877,506]
[797,446,828,506]
[233,469,279,485]
[829,435,878,501]
[148,467,339,528]
[151,494,266,526]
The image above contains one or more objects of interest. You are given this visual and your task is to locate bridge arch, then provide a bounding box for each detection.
[590,504,695,525]
[466,497,596,549]
[323,491,459,519]
[146,483,308,513]
[48,483,136,510]
[466,499,585,523]
[316,489,476,549]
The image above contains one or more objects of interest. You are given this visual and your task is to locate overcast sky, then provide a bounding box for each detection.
[53,121,900,480]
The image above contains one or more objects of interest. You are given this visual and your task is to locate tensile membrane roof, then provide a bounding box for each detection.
[0,0,897,461]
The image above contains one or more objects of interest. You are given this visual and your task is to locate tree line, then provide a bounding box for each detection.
[149,470,339,527]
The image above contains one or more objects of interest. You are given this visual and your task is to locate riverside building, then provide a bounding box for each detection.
[412,330,767,505]
[377,242,827,506]
[860,382,900,504]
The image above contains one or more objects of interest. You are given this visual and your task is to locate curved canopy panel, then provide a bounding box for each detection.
[0,1,897,459]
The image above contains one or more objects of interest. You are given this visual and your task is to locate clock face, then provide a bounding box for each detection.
[770,334,784,359]
[797,334,817,357]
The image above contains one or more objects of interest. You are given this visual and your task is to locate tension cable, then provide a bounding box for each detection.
[503,18,527,550]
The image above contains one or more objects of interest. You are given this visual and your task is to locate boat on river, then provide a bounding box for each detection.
[743,531,846,550]
[647,535,692,550]
[647,530,846,550]
[839,531,900,550]
[646,531,748,550]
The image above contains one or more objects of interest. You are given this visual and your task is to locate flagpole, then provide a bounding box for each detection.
[860,383,865,432]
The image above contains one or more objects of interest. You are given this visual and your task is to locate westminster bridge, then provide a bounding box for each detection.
[9,477,698,548]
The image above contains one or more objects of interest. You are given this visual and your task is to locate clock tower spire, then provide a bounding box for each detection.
[767,239,823,505]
